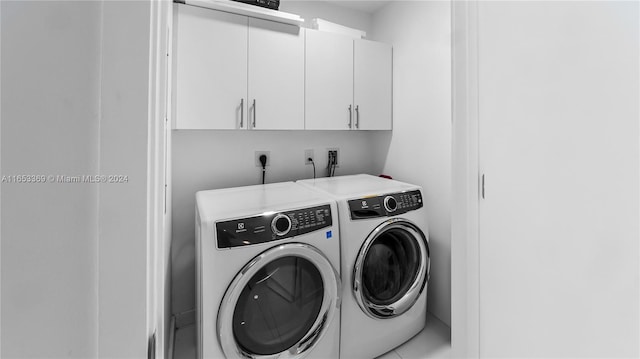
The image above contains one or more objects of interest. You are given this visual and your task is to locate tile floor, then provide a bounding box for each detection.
[375,313,451,359]
[173,313,451,359]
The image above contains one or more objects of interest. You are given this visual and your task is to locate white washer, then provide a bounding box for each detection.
[298,174,431,359]
[195,182,341,359]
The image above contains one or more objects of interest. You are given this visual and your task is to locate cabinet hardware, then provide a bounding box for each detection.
[355,105,360,129]
[240,98,244,128]
[252,99,256,129]
[482,174,485,199]
[348,105,353,128]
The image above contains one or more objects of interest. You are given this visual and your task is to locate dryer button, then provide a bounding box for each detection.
[384,196,397,213]
[272,214,292,236]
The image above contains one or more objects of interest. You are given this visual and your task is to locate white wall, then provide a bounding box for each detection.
[171,130,386,314]
[474,1,638,357]
[280,0,372,36]
[370,1,452,327]
[1,1,101,357]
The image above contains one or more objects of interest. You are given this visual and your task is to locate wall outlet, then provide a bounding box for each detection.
[255,151,270,167]
[305,149,314,165]
[327,148,339,167]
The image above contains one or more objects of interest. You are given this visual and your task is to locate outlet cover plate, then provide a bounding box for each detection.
[305,149,314,164]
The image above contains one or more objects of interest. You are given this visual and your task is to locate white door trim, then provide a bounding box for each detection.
[451,0,480,357]
[147,1,172,357]
[147,0,170,357]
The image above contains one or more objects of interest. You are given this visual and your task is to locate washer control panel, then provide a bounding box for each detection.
[348,190,423,220]
[216,204,332,249]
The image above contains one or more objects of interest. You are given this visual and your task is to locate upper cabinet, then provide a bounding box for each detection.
[173,5,392,131]
[353,40,392,130]
[248,18,304,130]
[305,30,354,130]
[306,29,392,130]
[174,5,247,129]
[173,5,304,130]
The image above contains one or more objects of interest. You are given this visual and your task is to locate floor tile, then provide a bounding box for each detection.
[174,313,451,359]
[392,314,451,359]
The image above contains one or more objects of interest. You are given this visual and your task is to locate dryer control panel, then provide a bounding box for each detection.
[348,190,423,220]
[216,204,333,249]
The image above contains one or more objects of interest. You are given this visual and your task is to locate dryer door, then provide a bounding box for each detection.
[217,243,340,359]
[353,218,430,319]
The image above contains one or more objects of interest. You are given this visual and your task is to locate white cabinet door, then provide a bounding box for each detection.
[174,5,248,129]
[305,29,354,130]
[306,30,392,131]
[354,39,392,130]
[248,18,304,130]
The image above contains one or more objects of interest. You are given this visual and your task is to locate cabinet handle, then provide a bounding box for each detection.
[240,98,244,128]
[348,105,353,129]
[355,105,360,129]
[252,99,256,129]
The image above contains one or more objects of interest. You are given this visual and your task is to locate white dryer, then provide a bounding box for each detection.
[298,174,430,359]
[195,182,341,359]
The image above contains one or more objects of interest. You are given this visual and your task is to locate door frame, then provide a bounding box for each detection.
[451,0,480,358]
[147,0,173,357]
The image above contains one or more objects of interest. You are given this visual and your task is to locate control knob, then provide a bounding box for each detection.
[384,196,398,213]
[271,214,292,236]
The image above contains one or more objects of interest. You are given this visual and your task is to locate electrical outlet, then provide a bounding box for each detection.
[327,148,339,167]
[255,151,270,167]
[305,149,314,165]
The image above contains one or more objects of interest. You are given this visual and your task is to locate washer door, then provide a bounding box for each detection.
[218,243,341,359]
[353,218,430,319]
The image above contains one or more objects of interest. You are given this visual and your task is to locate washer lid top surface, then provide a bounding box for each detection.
[196,182,332,223]
[297,174,418,199]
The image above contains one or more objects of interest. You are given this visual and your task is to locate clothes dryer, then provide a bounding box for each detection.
[195,182,341,359]
[298,174,430,359]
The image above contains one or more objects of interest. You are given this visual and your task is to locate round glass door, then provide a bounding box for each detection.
[353,218,430,319]
[218,243,340,359]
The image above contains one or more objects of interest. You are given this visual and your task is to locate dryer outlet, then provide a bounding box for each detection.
[255,151,270,167]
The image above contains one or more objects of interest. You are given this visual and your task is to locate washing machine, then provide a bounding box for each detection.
[195,182,341,359]
[298,174,430,359]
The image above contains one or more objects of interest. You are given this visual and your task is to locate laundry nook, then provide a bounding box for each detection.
[1,1,638,358]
